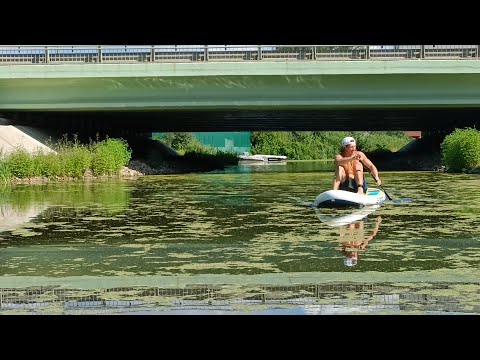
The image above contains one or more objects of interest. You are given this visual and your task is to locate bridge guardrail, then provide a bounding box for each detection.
[0,45,478,65]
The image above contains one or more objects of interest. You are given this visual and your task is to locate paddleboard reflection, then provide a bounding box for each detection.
[315,206,382,268]
[315,205,380,227]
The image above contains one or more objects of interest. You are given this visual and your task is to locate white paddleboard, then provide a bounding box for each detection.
[313,188,386,208]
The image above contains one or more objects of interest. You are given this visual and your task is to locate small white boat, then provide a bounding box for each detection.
[313,188,386,208]
[238,152,287,162]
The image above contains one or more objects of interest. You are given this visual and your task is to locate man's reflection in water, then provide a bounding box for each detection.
[338,216,382,267]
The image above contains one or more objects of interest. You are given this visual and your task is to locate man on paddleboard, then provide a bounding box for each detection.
[333,136,382,194]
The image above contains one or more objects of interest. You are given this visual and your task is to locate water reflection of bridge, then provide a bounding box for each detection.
[1,282,478,315]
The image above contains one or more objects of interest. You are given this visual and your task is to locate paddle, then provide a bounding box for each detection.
[359,159,412,204]
[370,175,392,200]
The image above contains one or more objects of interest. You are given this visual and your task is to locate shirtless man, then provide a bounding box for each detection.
[333,136,382,194]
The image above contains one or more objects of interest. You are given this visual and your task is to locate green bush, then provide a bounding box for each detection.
[160,132,197,152]
[355,132,411,153]
[62,147,91,177]
[5,147,35,178]
[34,152,63,177]
[441,128,480,172]
[91,138,132,176]
[155,132,233,159]
[251,132,292,157]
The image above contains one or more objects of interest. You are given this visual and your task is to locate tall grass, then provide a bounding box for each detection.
[1,135,132,182]
[0,160,11,185]
[91,138,132,176]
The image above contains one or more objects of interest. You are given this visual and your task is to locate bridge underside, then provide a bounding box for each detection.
[3,62,480,134]
[3,108,480,135]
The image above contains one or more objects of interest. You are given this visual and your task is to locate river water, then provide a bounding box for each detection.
[0,161,479,314]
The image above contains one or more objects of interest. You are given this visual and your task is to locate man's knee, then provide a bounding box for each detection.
[335,167,346,180]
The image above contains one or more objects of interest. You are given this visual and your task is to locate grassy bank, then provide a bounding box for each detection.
[0,135,132,185]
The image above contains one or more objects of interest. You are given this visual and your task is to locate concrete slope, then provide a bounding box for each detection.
[0,124,55,155]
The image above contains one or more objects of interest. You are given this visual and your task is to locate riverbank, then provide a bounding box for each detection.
[8,136,480,185]
[9,156,235,184]
[4,135,239,185]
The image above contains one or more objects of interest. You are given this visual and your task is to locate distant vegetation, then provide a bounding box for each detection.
[251,131,412,160]
[441,128,480,172]
[0,135,132,184]
[152,132,239,168]
[152,131,413,172]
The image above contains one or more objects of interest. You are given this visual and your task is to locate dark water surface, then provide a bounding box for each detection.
[1,161,479,314]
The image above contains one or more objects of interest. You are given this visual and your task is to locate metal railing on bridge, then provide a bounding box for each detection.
[0,45,478,65]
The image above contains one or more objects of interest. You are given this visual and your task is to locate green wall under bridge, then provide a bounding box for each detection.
[2,61,480,132]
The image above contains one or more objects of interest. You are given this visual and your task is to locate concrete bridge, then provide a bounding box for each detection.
[1,45,480,136]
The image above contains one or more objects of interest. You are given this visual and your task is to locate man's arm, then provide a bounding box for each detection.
[358,152,382,186]
[335,153,361,165]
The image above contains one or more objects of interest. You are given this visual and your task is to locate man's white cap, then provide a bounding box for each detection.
[342,136,356,148]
